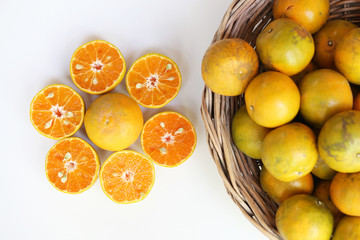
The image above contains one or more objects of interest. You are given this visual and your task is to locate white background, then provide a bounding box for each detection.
[1,0,267,239]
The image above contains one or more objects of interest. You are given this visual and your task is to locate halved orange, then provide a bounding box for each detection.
[100,150,155,204]
[126,53,181,108]
[30,84,85,140]
[45,137,100,194]
[70,40,126,94]
[141,111,196,167]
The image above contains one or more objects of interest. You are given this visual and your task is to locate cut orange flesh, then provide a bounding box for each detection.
[141,111,197,167]
[70,40,126,94]
[126,53,181,108]
[100,150,155,204]
[45,137,100,194]
[30,84,85,140]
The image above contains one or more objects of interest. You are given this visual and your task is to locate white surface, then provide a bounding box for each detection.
[1,0,267,239]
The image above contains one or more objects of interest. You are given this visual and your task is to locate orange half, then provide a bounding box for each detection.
[126,53,181,108]
[100,150,155,204]
[45,137,100,194]
[141,111,197,167]
[70,40,126,94]
[30,84,85,140]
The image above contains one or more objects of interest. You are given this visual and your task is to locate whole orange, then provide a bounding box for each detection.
[276,194,334,240]
[262,122,317,182]
[318,110,360,173]
[333,216,360,240]
[231,106,271,159]
[201,38,258,96]
[313,180,343,227]
[260,167,313,204]
[256,18,314,76]
[245,71,300,128]
[330,172,360,216]
[84,93,143,151]
[313,20,357,69]
[299,69,353,128]
[273,0,329,34]
[335,28,360,84]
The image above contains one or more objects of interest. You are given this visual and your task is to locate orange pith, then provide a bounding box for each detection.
[126,53,181,108]
[45,137,100,194]
[141,111,196,167]
[30,84,85,140]
[100,150,155,204]
[70,40,126,94]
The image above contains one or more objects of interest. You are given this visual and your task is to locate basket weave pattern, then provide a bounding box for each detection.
[201,1,360,239]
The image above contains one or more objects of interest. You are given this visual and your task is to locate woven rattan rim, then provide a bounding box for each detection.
[200,1,360,239]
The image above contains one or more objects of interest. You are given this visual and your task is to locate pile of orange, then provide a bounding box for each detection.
[202,0,360,239]
[30,40,197,204]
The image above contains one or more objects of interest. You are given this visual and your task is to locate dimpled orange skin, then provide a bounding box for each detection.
[201,38,259,96]
[330,172,360,217]
[318,110,360,173]
[335,28,360,85]
[260,167,314,204]
[313,20,357,69]
[256,18,314,76]
[276,194,334,240]
[245,71,300,128]
[299,69,353,129]
[262,122,318,182]
[273,0,329,34]
[333,216,360,240]
[84,93,143,151]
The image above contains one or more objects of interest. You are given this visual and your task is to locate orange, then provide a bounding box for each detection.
[318,110,360,173]
[256,18,314,76]
[126,53,181,108]
[84,93,143,151]
[299,69,353,128]
[330,172,360,216]
[276,194,334,240]
[141,111,196,167]
[260,167,313,204]
[245,71,300,128]
[100,150,155,204]
[45,137,100,194]
[70,40,126,94]
[335,28,360,84]
[333,216,360,240]
[354,92,360,110]
[273,0,329,34]
[313,180,343,227]
[311,154,337,181]
[30,84,85,140]
[201,38,258,96]
[231,106,271,159]
[262,122,317,182]
[313,20,357,69]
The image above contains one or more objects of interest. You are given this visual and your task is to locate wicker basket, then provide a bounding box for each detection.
[200,1,360,239]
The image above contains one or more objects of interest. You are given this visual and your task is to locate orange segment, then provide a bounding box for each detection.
[126,53,181,108]
[30,84,85,140]
[100,150,155,204]
[70,40,126,94]
[141,111,197,167]
[45,137,100,194]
